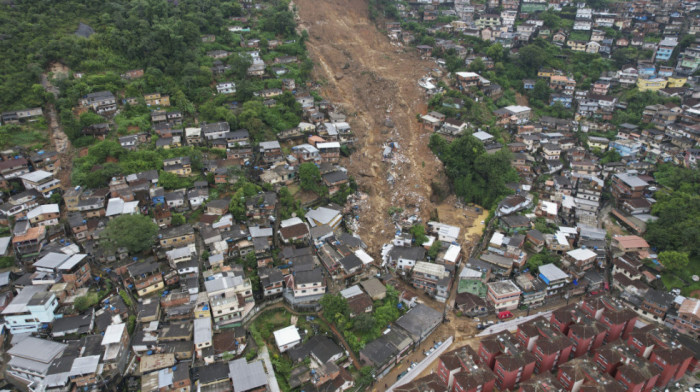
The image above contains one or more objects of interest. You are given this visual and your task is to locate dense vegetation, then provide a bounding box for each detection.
[101,214,160,254]
[645,164,700,295]
[429,133,519,208]
[320,284,401,353]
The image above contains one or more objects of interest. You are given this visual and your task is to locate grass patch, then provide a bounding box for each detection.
[568,31,590,42]
[0,125,49,149]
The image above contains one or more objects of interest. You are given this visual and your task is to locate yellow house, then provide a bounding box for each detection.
[566,40,587,52]
[587,136,610,151]
[666,76,687,88]
[143,93,170,107]
[135,276,164,297]
[159,224,196,249]
[637,78,668,92]
[537,68,555,78]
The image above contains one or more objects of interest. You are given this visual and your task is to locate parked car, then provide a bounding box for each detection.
[498,311,514,320]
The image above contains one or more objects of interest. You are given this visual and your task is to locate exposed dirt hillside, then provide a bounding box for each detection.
[294,0,447,251]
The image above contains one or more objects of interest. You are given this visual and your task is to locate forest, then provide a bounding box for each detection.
[429,133,519,209]
[0,0,313,151]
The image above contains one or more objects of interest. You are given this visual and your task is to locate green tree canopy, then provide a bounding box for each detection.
[299,162,324,194]
[430,134,519,208]
[658,251,690,271]
[101,214,159,254]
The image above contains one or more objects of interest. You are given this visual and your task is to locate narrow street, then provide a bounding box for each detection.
[41,64,73,188]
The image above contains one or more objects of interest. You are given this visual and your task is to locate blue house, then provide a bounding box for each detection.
[550,94,573,108]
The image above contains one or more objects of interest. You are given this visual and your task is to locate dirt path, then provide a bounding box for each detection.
[41,63,73,188]
[294,0,444,252]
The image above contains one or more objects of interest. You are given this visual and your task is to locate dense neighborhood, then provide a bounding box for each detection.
[0,0,699,391]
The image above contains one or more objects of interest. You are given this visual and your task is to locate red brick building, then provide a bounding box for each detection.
[594,341,661,392]
[557,358,626,392]
[437,347,498,392]
[515,317,574,374]
[567,319,607,358]
[648,346,694,387]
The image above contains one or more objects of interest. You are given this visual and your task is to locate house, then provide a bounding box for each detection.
[2,285,58,333]
[0,157,30,179]
[279,217,310,244]
[79,91,117,113]
[6,337,67,388]
[562,248,598,277]
[205,272,254,327]
[537,263,570,296]
[360,278,386,301]
[34,252,92,288]
[388,246,426,271]
[486,280,521,311]
[455,292,488,317]
[285,267,326,300]
[1,107,43,124]
[202,122,230,141]
[306,206,342,230]
[163,156,192,176]
[412,262,451,302]
[144,92,170,107]
[159,224,195,249]
[274,325,302,352]
[20,170,61,197]
[228,358,269,392]
[217,82,236,94]
[666,297,700,337]
[26,204,60,226]
[260,268,284,297]
[497,195,531,216]
[493,105,532,125]
[322,171,349,195]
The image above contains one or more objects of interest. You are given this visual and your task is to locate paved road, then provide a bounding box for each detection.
[259,346,281,392]
[386,337,454,392]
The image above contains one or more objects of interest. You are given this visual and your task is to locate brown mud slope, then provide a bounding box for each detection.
[295,0,445,251]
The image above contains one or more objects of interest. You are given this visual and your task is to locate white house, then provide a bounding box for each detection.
[216,82,236,94]
[273,325,301,352]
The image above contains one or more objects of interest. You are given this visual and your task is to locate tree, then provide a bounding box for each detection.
[358,366,374,386]
[532,79,551,102]
[409,224,429,246]
[486,43,504,63]
[101,214,159,254]
[428,240,441,260]
[518,44,547,75]
[525,251,559,272]
[354,313,375,332]
[320,293,349,320]
[658,251,690,271]
[171,213,185,226]
[299,162,324,194]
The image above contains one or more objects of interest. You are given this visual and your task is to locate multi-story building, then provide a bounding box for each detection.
[487,280,522,311]
[159,224,196,249]
[79,91,117,113]
[437,345,497,392]
[205,272,255,327]
[549,75,576,95]
[611,173,648,201]
[19,170,61,198]
[33,252,92,288]
[127,261,165,297]
[666,297,700,337]
[2,285,58,333]
[412,261,451,302]
[655,37,678,62]
[143,92,170,106]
